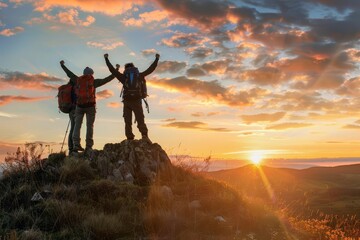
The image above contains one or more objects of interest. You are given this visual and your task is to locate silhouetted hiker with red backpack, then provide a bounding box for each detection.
[59,60,77,153]
[104,53,160,143]
[60,60,119,155]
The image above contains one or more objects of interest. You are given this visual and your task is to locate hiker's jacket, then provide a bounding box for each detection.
[60,63,115,107]
[105,57,159,100]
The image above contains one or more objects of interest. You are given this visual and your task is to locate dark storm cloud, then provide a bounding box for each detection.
[310,0,360,13]
[309,12,360,42]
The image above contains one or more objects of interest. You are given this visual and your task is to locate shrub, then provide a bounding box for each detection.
[60,157,95,183]
[83,212,130,240]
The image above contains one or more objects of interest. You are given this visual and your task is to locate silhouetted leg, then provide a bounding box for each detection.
[73,106,85,148]
[133,100,148,137]
[123,101,134,140]
[68,109,75,151]
[85,106,96,148]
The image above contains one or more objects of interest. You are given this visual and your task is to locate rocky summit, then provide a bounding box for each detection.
[91,139,172,184]
[0,140,279,240]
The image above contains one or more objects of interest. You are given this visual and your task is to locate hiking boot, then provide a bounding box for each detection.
[84,147,93,156]
[141,135,152,144]
[70,150,79,157]
[73,145,85,152]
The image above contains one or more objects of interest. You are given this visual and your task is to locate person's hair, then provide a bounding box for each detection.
[125,63,134,69]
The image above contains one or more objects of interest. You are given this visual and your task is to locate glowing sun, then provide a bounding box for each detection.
[250,151,264,165]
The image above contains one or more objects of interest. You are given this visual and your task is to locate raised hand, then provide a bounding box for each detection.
[60,60,65,65]
[155,53,160,59]
[116,64,120,70]
[104,53,109,58]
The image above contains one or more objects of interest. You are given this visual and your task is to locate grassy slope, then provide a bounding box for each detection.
[204,164,360,216]
[0,153,293,240]
[203,164,360,239]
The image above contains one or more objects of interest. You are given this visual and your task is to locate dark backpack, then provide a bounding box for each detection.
[57,83,74,113]
[123,67,147,99]
[75,75,95,106]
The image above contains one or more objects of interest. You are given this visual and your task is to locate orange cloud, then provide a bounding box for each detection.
[241,112,286,124]
[266,122,312,130]
[161,32,209,48]
[185,46,213,59]
[155,0,231,29]
[27,9,95,26]
[191,112,221,117]
[150,76,266,108]
[157,61,187,74]
[0,70,63,91]
[32,0,145,16]
[122,9,168,27]
[0,26,24,36]
[87,40,124,50]
[141,48,157,57]
[0,95,51,106]
[242,67,285,86]
[0,2,8,8]
[336,77,360,96]
[107,102,121,108]
[343,124,360,129]
[163,121,231,132]
[96,90,114,100]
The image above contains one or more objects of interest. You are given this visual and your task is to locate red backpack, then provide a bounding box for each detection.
[75,75,95,106]
[57,83,73,113]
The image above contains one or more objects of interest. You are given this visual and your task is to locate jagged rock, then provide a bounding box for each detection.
[31,192,44,202]
[93,139,172,185]
[124,173,134,183]
[189,200,201,209]
[112,168,123,181]
[215,216,226,222]
[160,185,173,199]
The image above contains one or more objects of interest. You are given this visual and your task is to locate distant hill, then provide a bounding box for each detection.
[204,164,360,216]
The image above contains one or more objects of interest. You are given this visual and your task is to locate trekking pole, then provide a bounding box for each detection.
[143,99,150,113]
[60,119,71,152]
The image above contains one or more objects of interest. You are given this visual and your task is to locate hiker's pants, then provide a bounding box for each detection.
[68,108,75,151]
[123,99,148,139]
[72,106,96,148]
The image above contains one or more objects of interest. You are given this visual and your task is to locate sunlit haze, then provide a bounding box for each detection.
[1,0,360,168]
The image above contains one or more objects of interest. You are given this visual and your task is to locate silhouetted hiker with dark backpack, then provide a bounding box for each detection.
[60,60,119,155]
[104,53,160,143]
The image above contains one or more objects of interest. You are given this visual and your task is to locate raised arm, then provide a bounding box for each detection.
[141,53,160,76]
[104,53,124,83]
[94,64,120,88]
[60,60,78,81]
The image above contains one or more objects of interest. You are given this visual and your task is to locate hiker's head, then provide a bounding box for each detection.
[83,67,94,75]
[125,63,135,69]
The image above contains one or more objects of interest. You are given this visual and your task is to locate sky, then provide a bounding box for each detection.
[1,0,360,168]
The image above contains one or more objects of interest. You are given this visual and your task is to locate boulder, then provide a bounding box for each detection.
[94,139,172,185]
